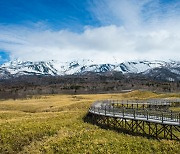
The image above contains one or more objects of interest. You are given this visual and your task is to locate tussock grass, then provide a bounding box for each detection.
[170,107,180,112]
[0,91,179,154]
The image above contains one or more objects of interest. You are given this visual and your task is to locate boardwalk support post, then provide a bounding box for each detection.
[88,99,180,141]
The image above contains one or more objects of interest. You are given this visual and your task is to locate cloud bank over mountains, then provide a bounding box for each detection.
[0,0,180,63]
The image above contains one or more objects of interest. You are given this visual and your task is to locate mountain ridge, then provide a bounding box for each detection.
[0,59,180,81]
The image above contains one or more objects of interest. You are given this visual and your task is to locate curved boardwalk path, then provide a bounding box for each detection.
[88,99,180,140]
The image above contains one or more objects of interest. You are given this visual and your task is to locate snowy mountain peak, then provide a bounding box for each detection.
[0,59,179,81]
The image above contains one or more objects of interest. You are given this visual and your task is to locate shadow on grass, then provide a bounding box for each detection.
[83,112,171,141]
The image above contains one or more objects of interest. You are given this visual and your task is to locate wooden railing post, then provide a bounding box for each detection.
[113,104,115,116]
[105,106,106,115]
[134,109,136,119]
[123,108,124,117]
[147,110,148,120]
[162,112,164,123]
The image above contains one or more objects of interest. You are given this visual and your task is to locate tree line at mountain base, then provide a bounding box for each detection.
[0,72,179,100]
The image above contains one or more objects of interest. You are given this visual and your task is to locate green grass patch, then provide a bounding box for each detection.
[0,90,179,154]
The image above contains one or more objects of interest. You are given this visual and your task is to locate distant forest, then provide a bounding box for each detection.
[0,72,180,99]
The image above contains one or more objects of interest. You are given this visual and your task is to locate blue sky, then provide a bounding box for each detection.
[0,0,99,30]
[0,0,180,63]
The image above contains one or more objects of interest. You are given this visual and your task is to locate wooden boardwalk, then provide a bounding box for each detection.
[88,99,180,140]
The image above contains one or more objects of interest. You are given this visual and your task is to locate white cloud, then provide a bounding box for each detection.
[0,0,180,63]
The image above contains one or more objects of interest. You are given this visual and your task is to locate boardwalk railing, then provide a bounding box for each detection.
[94,99,180,106]
[88,99,180,140]
[90,106,180,125]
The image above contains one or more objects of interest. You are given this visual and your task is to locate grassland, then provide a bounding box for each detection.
[0,90,179,154]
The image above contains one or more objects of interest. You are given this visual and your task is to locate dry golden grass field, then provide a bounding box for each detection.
[0,90,179,154]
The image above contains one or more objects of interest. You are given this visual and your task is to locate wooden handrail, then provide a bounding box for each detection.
[90,102,180,126]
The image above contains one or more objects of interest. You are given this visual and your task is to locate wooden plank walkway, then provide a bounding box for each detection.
[88,99,180,140]
[89,108,180,126]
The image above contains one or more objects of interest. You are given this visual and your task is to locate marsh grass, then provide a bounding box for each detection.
[0,90,179,154]
[170,107,180,112]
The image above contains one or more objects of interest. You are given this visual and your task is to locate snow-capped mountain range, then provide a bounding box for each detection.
[0,59,180,81]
